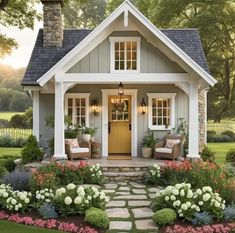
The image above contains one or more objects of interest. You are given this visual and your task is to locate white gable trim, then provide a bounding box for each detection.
[37,0,217,87]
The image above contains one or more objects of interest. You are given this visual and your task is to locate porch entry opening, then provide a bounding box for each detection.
[108,95,132,157]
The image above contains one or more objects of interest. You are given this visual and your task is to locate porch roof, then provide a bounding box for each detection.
[22,28,209,86]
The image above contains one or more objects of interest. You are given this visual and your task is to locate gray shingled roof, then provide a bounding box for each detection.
[22,29,209,86]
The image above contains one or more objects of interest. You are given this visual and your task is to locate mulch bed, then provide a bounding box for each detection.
[3,209,105,233]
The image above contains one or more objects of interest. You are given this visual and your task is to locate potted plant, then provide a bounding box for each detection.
[142,131,157,158]
[79,125,97,142]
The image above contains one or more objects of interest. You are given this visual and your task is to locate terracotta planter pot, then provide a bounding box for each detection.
[142,147,152,158]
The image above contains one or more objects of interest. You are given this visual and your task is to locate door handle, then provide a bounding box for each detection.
[129,123,131,131]
[108,122,111,134]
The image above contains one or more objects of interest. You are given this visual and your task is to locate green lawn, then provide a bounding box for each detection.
[0,147,22,156]
[0,112,24,121]
[0,220,61,233]
[208,142,235,164]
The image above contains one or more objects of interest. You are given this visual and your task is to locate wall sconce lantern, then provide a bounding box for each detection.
[141,98,146,115]
[91,99,99,116]
[118,82,124,96]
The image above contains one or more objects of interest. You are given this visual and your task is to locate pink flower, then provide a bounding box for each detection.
[0,211,9,219]
[58,222,78,232]
[46,219,57,229]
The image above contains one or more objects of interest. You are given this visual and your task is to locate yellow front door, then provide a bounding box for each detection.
[108,95,131,155]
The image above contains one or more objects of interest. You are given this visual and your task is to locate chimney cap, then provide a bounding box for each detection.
[40,0,64,7]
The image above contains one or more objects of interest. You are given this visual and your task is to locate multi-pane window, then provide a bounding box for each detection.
[65,94,90,127]
[111,98,129,121]
[110,37,140,72]
[152,99,170,126]
[147,93,176,130]
[114,41,137,71]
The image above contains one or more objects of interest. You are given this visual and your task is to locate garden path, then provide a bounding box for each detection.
[102,182,162,233]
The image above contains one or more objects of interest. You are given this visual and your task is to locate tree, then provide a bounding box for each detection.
[63,0,106,29]
[0,0,41,58]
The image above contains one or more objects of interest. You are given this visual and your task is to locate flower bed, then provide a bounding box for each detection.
[0,210,100,233]
[30,162,104,191]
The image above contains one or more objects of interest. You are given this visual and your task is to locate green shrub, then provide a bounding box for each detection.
[0,135,14,147]
[226,150,235,163]
[1,158,16,172]
[221,130,235,140]
[217,134,233,142]
[21,135,43,164]
[152,208,176,226]
[0,166,7,178]
[201,145,215,162]
[85,207,109,229]
[10,114,28,129]
[207,130,217,136]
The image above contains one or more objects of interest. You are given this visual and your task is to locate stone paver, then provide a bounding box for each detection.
[135,219,159,230]
[133,188,146,194]
[129,182,146,188]
[109,221,132,230]
[115,191,131,195]
[118,186,130,191]
[102,189,115,193]
[118,182,127,185]
[106,200,126,207]
[132,207,154,218]
[81,184,100,189]
[106,208,130,218]
[149,193,156,199]
[148,187,161,193]
[114,195,147,200]
[128,200,151,207]
[105,183,118,189]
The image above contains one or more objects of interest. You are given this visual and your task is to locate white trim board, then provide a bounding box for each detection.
[37,0,217,87]
[101,89,138,157]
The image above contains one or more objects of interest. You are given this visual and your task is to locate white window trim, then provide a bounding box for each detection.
[147,93,176,131]
[64,93,90,127]
[109,37,141,73]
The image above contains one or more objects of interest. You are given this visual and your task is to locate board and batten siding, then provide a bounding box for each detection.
[38,85,188,155]
[67,31,185,74]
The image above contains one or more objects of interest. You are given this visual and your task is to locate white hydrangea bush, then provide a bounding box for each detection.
[84,164,104,184]
[0,184,13,206]
[54,183,109,216]
[34,188,55,208]
[145,164,161,185]
[5,190,32,212]
[154,183,225,220]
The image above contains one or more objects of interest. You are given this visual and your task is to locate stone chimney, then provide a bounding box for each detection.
[40,0,64,47]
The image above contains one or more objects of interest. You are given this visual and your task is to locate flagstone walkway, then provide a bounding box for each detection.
[102,182,162,233]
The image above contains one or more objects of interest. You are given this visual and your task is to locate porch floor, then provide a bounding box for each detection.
[87,157,166,168]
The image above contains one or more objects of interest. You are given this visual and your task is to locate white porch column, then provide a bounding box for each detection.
[33,91,40,141]
[53,82,67,160]
[188,81,200,159]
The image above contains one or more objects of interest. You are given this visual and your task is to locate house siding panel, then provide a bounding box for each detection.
[67,31,185,74]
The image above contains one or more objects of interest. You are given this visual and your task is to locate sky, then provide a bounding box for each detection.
[0,4,43,69]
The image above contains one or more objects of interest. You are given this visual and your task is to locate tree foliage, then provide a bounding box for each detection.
[0,0,41,58]
[63,0,106,29]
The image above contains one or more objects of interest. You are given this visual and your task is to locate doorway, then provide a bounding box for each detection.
[108,95,131,157]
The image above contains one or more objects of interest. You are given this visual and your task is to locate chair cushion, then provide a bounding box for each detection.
[155,148,172,154]
[70,147,89,153]
[165,139,180,149]
[65,139,79,148]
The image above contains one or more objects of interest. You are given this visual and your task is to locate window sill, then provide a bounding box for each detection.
[149,126,172,131]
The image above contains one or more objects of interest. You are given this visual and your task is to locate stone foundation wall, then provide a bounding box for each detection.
[198,90,206,152]
[42,1,63,47]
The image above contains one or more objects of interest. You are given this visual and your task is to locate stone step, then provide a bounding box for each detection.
[101,167,148,172]
[103,171,145,182]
